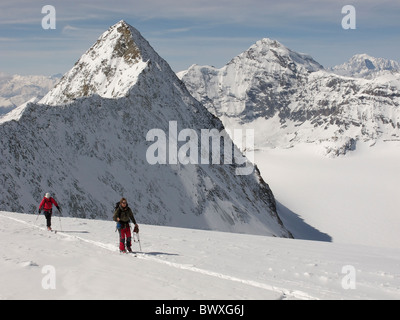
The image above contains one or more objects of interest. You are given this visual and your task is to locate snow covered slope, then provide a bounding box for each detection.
[1,211,399,300]
[255,141,400,248]
[0,21,291,238]
[178,40,400,156]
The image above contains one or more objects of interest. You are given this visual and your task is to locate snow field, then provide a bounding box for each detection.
[255,141,400,248]
[1,211,399,300]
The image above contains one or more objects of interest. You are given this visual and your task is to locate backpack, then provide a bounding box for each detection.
[43,197,53,211]
[113,202,121,228]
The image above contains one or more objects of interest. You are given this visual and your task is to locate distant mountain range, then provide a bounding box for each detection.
[329,53,400,79]
[0,73,60,116]
[3,42,399,158]
[178,41,400,156]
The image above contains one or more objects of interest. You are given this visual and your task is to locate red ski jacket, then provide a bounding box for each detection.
[39,197,58,211]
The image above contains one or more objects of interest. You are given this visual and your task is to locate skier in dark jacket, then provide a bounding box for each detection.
[113,198,139,253]
[39,193,61,231]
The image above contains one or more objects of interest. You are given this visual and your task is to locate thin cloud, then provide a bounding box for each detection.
[62,25,80,35]
[0,37,18,42]
[1,1,399,29]
[0,0,399,75]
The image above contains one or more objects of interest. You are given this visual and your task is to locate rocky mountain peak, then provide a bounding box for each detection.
[229,37,323,73]
[111,20,141,63]
[40,21,154,106]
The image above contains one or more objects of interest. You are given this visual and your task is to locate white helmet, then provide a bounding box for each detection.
[45,193,51,199]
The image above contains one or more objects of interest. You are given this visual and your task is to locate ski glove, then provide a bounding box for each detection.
[133,224,139,233]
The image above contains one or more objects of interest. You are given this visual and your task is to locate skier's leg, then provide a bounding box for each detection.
[126,225,132,251]
[119,229,126,251]
[44,211,51,229]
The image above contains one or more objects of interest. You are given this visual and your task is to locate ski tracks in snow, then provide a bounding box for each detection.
[138,255,317,300]
[0,213,318,300]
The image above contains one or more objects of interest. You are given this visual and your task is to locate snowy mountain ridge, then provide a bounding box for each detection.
[0,21,291,238]
[329,53,400,79]
[179,39,400,156]
[177,37,323,118]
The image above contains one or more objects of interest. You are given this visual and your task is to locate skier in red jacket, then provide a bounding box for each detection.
[39,193,61,231]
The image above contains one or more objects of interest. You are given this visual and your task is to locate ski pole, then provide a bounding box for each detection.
[57,209,63,231]
[135,232,142,252]
[35,210,41,224]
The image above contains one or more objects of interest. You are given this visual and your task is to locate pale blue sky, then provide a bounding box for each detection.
[0,0,399,76]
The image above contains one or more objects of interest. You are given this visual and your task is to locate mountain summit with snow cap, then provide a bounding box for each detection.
[41,21,158,105]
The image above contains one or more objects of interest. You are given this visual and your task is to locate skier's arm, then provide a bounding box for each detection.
[113,208,120,222]
[129,209,138,232]
[51,198,61,212]
[129,209,137,225]
[38,198,45,212]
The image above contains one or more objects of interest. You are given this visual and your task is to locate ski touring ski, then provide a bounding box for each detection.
[119,250,138,257]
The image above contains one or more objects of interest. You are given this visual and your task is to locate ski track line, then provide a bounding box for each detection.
[1,214,318,300]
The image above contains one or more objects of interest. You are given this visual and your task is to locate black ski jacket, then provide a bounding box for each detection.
[113,205,137,226]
